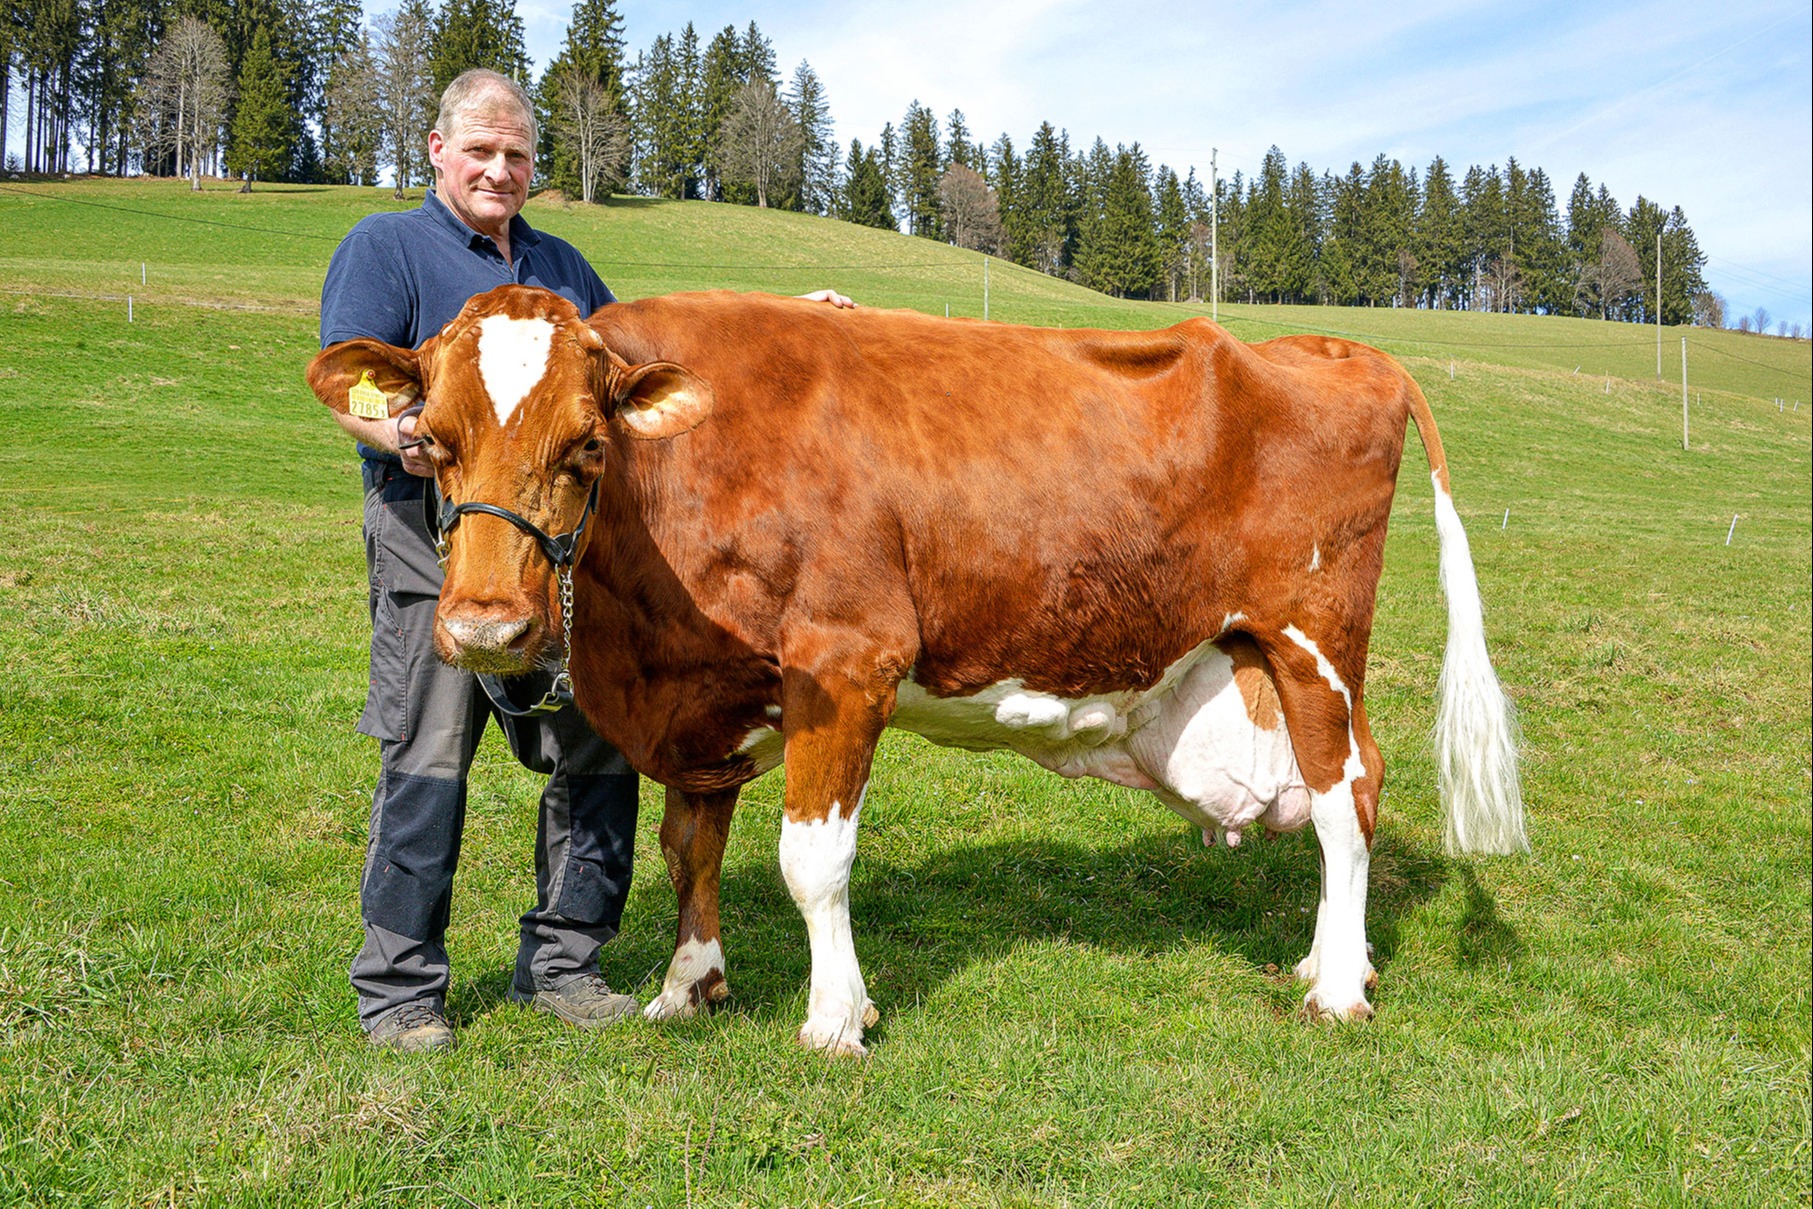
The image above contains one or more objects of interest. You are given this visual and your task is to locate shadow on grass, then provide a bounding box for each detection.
[508,820,1484,1031]
[1452,863,1524,970]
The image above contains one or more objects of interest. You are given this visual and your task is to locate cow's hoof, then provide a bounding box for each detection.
[798,1010,872,1058]
[1299,988,1375,1022]
[642,972,728,1022]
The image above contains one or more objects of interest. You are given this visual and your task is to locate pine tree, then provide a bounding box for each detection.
[989,133,1029,265]
[786,60,837,215]
[945,108,974,169]
[877,121,899,221]
[1626,195,1668,324]
[838,138,893,230]
[538,0,629,197]
[429,0,530,96]
[629,24,701,198]
[1512,166,1567,314]
[1284,161,1320,303]
[900,100,942,238]
[1074,143,1160,298]
[1662,206,1708,326]
[1320,162,1365,305]
[698,25,742,201]
[1417,157,1461,308]
[1019,122,1073,275]
[226,24,293,187]
[1152,164,1192,302]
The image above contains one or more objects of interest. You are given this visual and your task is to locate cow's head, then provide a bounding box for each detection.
[306,284,713,675]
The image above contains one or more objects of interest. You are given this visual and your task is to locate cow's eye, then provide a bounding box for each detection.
[581,437,601,454]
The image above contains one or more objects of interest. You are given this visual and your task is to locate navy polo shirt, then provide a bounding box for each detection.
[319,188,616,463]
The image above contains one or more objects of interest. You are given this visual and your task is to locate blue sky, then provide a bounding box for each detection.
[494,0,1809,331]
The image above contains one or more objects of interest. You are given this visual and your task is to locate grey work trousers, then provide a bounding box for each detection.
[351,460,638,1029]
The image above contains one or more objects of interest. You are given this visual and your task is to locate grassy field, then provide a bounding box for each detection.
[0,178,1808,1207]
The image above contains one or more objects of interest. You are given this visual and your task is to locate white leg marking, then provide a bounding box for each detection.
[477,315,554,425]
[779,790,873,1055]
[644,937,725,1021]
[1282,626,1375,1018]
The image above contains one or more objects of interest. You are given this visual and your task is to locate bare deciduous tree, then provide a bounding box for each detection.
[134,16,230,191]
[374,2,436,199]
[1691,290,1726,329]
[718,78,802,209]
[1751,306,1772,336]
[937,163,1000,253]
[1593,227,1642,319]
[547,66,630,204]
[323,34,384,186]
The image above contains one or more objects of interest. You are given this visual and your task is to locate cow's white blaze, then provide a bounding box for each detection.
[889,640,1309,842]
[644,936,725,1020]
[779,790,870,1053]
[1282,624,1375,1015]
[476,315,554,425]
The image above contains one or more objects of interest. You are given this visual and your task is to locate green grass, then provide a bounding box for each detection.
[0,179,1808,1207]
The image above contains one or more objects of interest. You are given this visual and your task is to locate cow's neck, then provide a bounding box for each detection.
[565,465,781,789]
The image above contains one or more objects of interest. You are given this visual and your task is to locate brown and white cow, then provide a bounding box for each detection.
[307,284,1526,1056]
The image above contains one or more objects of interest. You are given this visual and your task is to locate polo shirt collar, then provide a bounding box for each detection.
[422,187,542,253]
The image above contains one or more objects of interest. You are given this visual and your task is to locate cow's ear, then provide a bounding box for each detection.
[307,338,423,418]
[609,358,715,440]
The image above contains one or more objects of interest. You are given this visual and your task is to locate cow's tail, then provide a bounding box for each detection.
[1405,380,1529,856]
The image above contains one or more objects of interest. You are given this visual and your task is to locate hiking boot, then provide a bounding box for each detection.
[510,973,639,1028]
[368,1002,456,1053]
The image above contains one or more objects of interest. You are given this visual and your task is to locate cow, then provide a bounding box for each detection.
[307,283,1527,1057]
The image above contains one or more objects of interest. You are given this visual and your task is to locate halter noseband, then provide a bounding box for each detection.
[429,479,601,717]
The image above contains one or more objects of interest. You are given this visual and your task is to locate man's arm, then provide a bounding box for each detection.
[328,408,436,476]
[319,226,435,473]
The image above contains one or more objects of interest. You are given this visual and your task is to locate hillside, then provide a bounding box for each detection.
[3,177,1807,408]
[0,175,1808,1206]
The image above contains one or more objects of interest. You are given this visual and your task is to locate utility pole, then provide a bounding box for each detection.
[1656,233,1663,378]
[1681,336,1689,451]
[1210,148,1219,324]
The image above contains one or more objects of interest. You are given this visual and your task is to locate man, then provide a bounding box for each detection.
[319,68,849,1053]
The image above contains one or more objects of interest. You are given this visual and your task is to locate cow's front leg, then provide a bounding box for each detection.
[645,786,739,1021]
[777,660,894,1057]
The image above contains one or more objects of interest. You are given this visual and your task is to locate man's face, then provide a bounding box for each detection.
[429,104,534,238]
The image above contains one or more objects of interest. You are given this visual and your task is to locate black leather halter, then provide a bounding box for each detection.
[428,479,600,717]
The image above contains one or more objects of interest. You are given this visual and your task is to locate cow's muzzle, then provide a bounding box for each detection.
[431,480,599,715]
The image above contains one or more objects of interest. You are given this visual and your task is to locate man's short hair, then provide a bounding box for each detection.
[434,69,538,149]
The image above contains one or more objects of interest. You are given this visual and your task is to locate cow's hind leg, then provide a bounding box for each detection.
[1263,625,1385,1020]
[645,786,739,1021]
[777,655,897,1058]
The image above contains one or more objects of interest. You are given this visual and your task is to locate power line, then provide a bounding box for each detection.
[0,182,347,241]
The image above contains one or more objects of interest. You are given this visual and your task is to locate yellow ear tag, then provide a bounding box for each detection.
[347,370,390,420]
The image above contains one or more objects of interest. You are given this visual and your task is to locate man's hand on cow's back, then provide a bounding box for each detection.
[797,289,857,309]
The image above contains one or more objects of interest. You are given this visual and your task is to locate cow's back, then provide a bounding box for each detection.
[590,295,1415,701]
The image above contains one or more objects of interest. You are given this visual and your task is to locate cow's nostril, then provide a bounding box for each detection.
[443,616,531,651]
